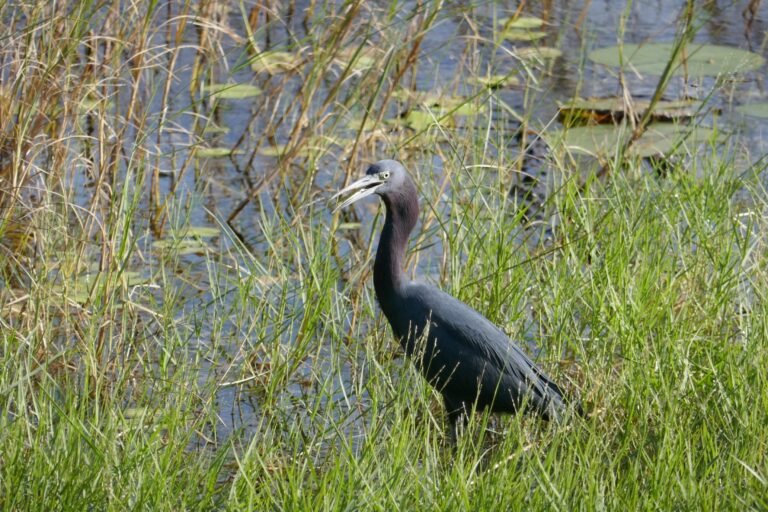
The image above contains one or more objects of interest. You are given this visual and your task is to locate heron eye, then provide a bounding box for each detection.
[381,171,390,179]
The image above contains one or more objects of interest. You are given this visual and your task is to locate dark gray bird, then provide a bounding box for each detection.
[334,160,571,434]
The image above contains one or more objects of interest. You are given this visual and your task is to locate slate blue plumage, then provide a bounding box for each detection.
[334,160,569,431]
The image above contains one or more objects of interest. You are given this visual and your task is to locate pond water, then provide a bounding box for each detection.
[111,1,767,231]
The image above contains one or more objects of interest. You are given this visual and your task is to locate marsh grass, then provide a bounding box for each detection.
[1,0,768,509]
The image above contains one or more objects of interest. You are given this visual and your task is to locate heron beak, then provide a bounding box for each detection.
[331,174,384,212]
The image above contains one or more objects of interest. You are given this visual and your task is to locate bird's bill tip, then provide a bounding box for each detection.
[331,175,383,212]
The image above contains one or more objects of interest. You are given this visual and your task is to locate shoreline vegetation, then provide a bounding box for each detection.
[1,1,767,509]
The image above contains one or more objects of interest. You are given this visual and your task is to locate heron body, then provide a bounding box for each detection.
[334,160,568,430]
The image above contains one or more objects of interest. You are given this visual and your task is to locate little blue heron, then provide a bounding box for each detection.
[334,160,573,434]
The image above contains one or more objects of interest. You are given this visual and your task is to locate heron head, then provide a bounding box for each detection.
[332,160,408,211]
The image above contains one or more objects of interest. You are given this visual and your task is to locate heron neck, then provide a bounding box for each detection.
[374,193,417,303]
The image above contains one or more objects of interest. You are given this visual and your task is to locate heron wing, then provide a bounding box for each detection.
[400,282,565,417]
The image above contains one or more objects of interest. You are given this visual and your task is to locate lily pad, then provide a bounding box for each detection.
[501,29,546,42]
[79,97,114,112]
[544,122,721,158]
[589,43,765,77]
[204,83,261,99]
[515,47,562,61]
[123,407,149,426]
[123,407,148,419]
[51,283,91,304]
[472,73,520,88]
[184,226,220,238]
[250,50,303,73]
[388,91,487,130]
[393,90,485,112]
[152,238,211,255]
[203,124,230,135]
[333,47,379,71]
[259,143,315,157]
[735,102,768,118]
[559,97,706,124]
[390,89,426,102]
[448,102,483,116]
[399,110,442,131]
[259,144,288,157]
[342,115,380,133]
[195,147,241,158]
[396,105,483,131]
[51,271,152,304]
[122,271,153,286]
[503,16,545,29]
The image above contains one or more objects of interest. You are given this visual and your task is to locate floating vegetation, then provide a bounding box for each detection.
[559,97,706,125]
[388,90,486,131]
[203,124,230,135]
[545,122,721,158]
[392,90,484,113]
[735,102,768,118]
[500,16,546,41]
[78,96,113,113]
[472,73,520,89]
[152,238,211,256]
[204,83,262,99]
[515,46,562,61]
[183,226,220,238]
[589,43,765,76]
[250,50,304,73]
[503,17,545,29]
[258,144,289,157]
[341,114,381,133]
[396,104,483,131]
[152,226,219,256]
[51,271,152,304]
[398,110,443,131]
[501,30,546,42]
[333,46,380,72]
[194,147,242,158]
